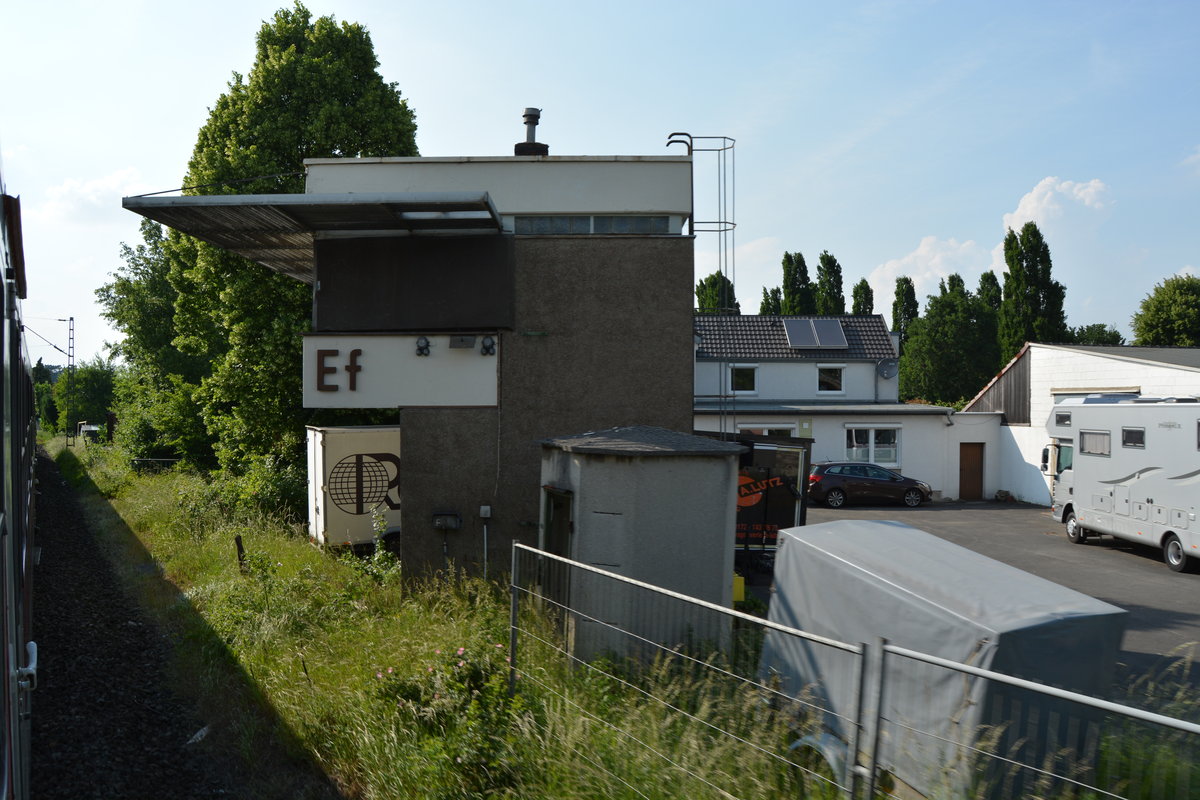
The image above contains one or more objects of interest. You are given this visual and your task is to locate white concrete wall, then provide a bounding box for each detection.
[305,156,692,224]
[694,360,899,402]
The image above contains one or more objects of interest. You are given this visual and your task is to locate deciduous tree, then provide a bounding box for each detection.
[998,222,1068,361]
[1131,275,1200,345]
[814,251,845,315]
[759,286,782,315]
[1070,323,1126,346]
[899,275,995,405]
[891,276,919,355]
[851,279,873,315]
[696,272,740,313]
[781,251,816,315]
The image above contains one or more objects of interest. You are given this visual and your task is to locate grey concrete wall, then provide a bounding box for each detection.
[388,235,695,572]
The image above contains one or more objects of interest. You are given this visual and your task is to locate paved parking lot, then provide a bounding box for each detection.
[802,500,1200,675]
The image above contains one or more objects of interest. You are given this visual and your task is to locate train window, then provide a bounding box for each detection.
[1122,427,1145,448]
[1079,429,1111,456]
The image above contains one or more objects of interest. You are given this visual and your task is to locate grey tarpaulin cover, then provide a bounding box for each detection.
[760,520,1127,797]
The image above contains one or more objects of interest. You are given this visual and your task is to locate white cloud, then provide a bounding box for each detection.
[1180,265,1197,277]
[1184,146,1200,176]
[867,236,990,322]
[1001,176,1108,234]
[27,168,154,227]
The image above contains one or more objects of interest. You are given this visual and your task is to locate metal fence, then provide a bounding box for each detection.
[509,543,1200,800]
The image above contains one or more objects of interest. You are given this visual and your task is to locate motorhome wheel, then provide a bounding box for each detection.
[1065,512,1088,544]
[1163,534,1193,573]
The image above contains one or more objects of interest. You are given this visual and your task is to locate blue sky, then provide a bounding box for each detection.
[1,0,1197,365]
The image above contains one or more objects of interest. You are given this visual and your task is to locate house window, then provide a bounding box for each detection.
[1055,412,1072,427]
[739,425,796,437]
[730,365,757,394]
[818,365,844,393]
[1122,427,1145,448]
[845,427,900,466]
[1079,430,1111,456]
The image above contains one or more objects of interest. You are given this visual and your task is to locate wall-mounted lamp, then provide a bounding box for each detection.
[416,336,431,357]
[481,335,496,356]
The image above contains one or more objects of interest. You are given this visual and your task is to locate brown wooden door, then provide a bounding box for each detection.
[959,443,984,500]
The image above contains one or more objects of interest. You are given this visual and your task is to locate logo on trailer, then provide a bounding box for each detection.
[327,452,401,514]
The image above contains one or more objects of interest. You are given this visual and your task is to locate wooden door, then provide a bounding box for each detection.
[959,443,984,500]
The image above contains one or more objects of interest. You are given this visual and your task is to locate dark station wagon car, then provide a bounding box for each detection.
[807,462,932,508]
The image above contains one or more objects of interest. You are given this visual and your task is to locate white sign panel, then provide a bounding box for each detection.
[303,334,498,408]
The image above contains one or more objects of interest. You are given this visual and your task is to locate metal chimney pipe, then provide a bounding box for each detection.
[515,108,549,156]
[523,108,540,143]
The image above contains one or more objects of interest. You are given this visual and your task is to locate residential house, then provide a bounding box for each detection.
[693,314,1002,500]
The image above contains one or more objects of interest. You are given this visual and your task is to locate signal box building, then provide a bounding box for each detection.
[125,142,696,571]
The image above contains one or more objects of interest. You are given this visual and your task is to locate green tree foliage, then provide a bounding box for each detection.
[891,276,919,355]
[759,286,782,315]
[1070,323,1126,346]
[973,271,1002,373]
[851,279,873,315]
[814,251,845,315]
[696,272,740,313]
[998,222,1069,362]
[781,251,816,315]
[99,3,418,474]
[899,275,997,405]
[32,358,58,431]
[977,271,1001,311]
[1131,275,1200,345]
[53,357,115,434]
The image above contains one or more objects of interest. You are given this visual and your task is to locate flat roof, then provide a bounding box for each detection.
[121,191,503,284]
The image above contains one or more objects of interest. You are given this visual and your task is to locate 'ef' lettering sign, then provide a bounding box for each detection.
[315,348,363,392]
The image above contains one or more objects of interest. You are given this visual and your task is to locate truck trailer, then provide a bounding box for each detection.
[1045,394,1200,572]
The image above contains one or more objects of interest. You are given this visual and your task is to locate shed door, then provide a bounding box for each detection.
[959,443,984,500]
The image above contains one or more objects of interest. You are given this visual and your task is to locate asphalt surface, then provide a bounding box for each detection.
[804,500,1200,675]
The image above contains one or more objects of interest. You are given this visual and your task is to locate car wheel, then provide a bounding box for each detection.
[1163,534,1194,573]
[902,488,923,507]
[825,488,846,509]
[1065,511,1088,544]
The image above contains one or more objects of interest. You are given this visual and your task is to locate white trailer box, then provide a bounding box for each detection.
[761,521,1126,799]
[307,425,402,547]
[1046,395,1200,572]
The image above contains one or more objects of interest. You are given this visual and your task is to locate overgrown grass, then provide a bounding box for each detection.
[51,438,824,799]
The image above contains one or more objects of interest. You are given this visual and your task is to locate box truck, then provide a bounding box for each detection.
[307,425,402,548]
[1045,394,1200,572]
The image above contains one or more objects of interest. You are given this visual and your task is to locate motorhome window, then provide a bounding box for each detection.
[1079,430,1111,456]
[1122,427,1145,448]
[1055,412,1071,427]
[1057,444,1073,474]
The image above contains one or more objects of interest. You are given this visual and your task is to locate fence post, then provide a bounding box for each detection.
[866,637,889,800]
[508,544,520,698]
[849,641,870,800]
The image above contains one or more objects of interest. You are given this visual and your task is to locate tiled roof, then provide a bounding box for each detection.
[694,314,896,361]
[1043,344,1200,371]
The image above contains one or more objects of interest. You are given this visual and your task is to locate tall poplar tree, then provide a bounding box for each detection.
[899,275,995,405]
[998,222,1068,362]
[760,286,782,315]
[814,251,846,315]
[781,251,816,315]
[891,276,919,355]
[851,279,873,315]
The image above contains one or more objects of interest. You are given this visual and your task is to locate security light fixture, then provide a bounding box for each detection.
[416,336,431,357]
[481,335,496,356]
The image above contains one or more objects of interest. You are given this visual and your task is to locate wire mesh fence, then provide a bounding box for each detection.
[509,544,1200,800]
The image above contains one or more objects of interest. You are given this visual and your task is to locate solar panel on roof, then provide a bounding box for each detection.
[812,319,848,348]
[783,319,819,348]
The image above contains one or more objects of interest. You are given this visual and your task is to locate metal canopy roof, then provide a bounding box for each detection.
[121,191,504,284]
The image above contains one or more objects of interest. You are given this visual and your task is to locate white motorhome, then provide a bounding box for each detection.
[1045,394,1200,572]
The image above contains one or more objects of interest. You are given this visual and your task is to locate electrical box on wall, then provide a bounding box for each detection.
[432,512,462,530]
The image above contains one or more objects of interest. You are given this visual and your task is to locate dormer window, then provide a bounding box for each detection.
[818,365,845,394]
[731,365,757,394]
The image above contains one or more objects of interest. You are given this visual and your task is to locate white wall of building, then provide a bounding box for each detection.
[694,360,899,402]
[694,410,1002,501]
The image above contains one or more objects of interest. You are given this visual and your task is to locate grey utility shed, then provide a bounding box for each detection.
[539,426,745,662]
[761,520,1127,798]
